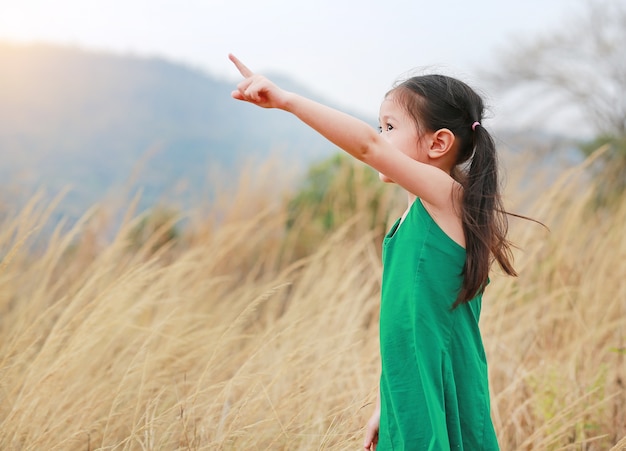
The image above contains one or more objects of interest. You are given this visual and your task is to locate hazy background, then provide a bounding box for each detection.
[0,0,611,222]
[0,0,584,133]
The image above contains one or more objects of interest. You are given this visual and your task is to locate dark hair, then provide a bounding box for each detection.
[390,74,516,308]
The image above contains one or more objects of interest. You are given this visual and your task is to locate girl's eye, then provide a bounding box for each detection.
[377,124,393,133]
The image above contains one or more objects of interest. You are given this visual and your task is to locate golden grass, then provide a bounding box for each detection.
[0,152,624,450]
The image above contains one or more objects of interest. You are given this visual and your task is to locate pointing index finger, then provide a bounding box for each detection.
[228,53,254,78]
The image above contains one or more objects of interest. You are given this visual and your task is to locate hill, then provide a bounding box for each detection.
[0,42,352,217]
[0,42,583,224]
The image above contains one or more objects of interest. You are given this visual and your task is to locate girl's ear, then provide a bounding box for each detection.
[427,128,456,160]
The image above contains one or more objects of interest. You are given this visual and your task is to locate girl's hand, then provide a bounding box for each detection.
[363,407,380,451]
[229,54,290,110]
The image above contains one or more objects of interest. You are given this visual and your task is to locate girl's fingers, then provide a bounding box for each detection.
[232,77,262,103]
[228,53,254,78]
[236,77,254,94]
[231,90,245,100]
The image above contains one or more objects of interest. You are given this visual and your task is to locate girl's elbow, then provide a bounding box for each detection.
[358,132,383,165]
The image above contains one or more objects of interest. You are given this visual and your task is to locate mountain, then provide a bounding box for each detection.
[0,42,583,226]
[0,42,356,217]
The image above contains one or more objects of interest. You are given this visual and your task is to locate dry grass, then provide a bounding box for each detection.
[0,152,624,450]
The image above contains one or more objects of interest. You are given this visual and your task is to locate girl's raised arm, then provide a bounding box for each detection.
[229,54,457,208]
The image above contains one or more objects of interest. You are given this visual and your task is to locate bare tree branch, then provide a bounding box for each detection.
[487,0,626,136]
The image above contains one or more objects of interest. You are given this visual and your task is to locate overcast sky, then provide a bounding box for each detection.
[0,0,585,131]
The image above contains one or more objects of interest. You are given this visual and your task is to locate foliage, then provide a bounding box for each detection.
[285,153,403,258]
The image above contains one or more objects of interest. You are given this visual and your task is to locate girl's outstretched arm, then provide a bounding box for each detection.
[229,54,457,208]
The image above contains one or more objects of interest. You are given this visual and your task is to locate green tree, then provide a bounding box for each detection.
[285,153,402,257]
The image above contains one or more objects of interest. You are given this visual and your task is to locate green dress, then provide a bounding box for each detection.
[377,199,499,450]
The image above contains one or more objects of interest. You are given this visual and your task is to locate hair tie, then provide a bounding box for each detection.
[471,121,480,131]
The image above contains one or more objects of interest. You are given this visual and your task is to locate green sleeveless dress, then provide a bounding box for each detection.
[377,199,499,450]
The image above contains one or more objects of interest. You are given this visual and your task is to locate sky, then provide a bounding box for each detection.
[0,0,585,131]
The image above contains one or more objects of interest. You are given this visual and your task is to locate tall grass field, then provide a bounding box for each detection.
[0,151,624,450]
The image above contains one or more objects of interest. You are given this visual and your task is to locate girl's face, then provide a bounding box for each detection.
[377,95,429,183]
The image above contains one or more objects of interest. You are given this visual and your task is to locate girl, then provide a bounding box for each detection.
[229,54,511,450]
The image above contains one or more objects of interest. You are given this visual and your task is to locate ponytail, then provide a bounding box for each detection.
[453,124,516,308]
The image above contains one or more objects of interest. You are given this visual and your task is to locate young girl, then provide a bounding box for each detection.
[229,54,512,450]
